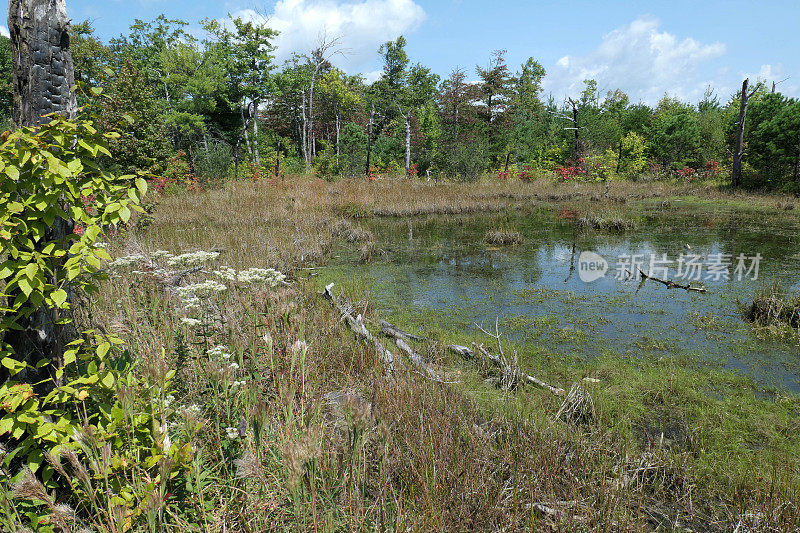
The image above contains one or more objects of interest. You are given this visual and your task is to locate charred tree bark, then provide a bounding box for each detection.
[9,0,77,126]
[6,0,78,389]
[732,78,757,188]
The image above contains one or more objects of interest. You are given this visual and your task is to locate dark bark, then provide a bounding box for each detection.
[732,79,756,187]
[8,0,77,126]
[5,0,78,389]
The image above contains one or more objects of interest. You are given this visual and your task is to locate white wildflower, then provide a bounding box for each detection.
[181,317,201,327]
[164,394,175,407]
[213,266,237,281]
[178,404,201,417]
[175,280,227,299]
[207,345,231,359]
[262,331,273,349]
[225,427,239,439]
[108,254,145,269]
[183,295,201,311]
[229,362,240,371]
[167,251,220,268]
[237,267,286,287]
[94,242,108,249]
[150,250,173,261]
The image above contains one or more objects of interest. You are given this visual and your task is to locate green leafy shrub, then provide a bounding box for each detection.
[0,114,190,530]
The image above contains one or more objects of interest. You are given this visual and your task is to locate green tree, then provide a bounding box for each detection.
[748,93,800,185]
[203,16,278,167]
[476,50,514,166]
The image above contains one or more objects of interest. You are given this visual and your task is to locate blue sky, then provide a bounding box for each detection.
[4,0,798,105]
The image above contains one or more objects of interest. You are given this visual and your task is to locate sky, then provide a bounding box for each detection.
[3,0,799,105]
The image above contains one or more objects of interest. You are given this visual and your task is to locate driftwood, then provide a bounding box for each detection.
[475,321,565,396]
[379,320,429,342]
[394,338,447,383]
[631,269,708,293]
[323,284,395,375]
[379,321,447,382]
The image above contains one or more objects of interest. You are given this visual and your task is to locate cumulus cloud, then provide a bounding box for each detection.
[0,25,9,38]
[229,0,425,73]
[543,16,726,105]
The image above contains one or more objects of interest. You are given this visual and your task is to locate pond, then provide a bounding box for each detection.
[322,203,800,391]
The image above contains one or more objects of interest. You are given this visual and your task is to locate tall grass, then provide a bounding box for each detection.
[6,176,799,531]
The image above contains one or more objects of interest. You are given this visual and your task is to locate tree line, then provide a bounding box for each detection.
[1,14,798,189]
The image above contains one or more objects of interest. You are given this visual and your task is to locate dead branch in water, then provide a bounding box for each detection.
[378,321,449,383]
[629,269,708,293]
[471,319,565,396]
[323,283,395,376]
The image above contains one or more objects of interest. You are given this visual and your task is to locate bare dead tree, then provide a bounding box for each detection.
[567,97,580,158]
[306,30,346,163]
[365,104,375,178]
[395,101,413,176]
[732,78,759,187]
[6,0,78,388]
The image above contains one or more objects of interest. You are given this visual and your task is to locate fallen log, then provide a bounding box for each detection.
[475,344,564,396]
[394,337,447,383]
[447,344,474,359]
[632,268,708,293]
[379,321,448,382]
[323,283,395,375]
[379,320,430,342]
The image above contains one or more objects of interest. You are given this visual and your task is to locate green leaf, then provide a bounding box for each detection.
[24,263,38,280]
[101,372,115,388]
[4,165,20,180]
[51,289,68,307]
[135,177,148,196]
[97,342,111,358]
[17,278,33,297]
[63,349,77,365]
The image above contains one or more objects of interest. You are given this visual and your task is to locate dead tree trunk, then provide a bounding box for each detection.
[9,0,77,126]
[365,104,375,178]
[395,102,412,176]
[335,108,340,170]
[568,97,580,159]
[404,112,411,176]
[732,78,757,187]
[6,0,78,388]
[252,100,260,166]
[301,89,308,168]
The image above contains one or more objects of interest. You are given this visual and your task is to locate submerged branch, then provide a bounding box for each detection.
[631,269,708,293]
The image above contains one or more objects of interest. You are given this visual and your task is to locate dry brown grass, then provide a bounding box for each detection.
[85,175,800,531]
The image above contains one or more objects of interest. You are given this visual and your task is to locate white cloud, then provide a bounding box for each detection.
[543,16,726,105]
[229,0,426,73]
[0,25,9,38]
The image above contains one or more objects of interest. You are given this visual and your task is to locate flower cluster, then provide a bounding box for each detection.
[176,280,227,300]
[213,266,286,287]
[108,254,146,269]
[167,251,220,268]
[207,345,232,360]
